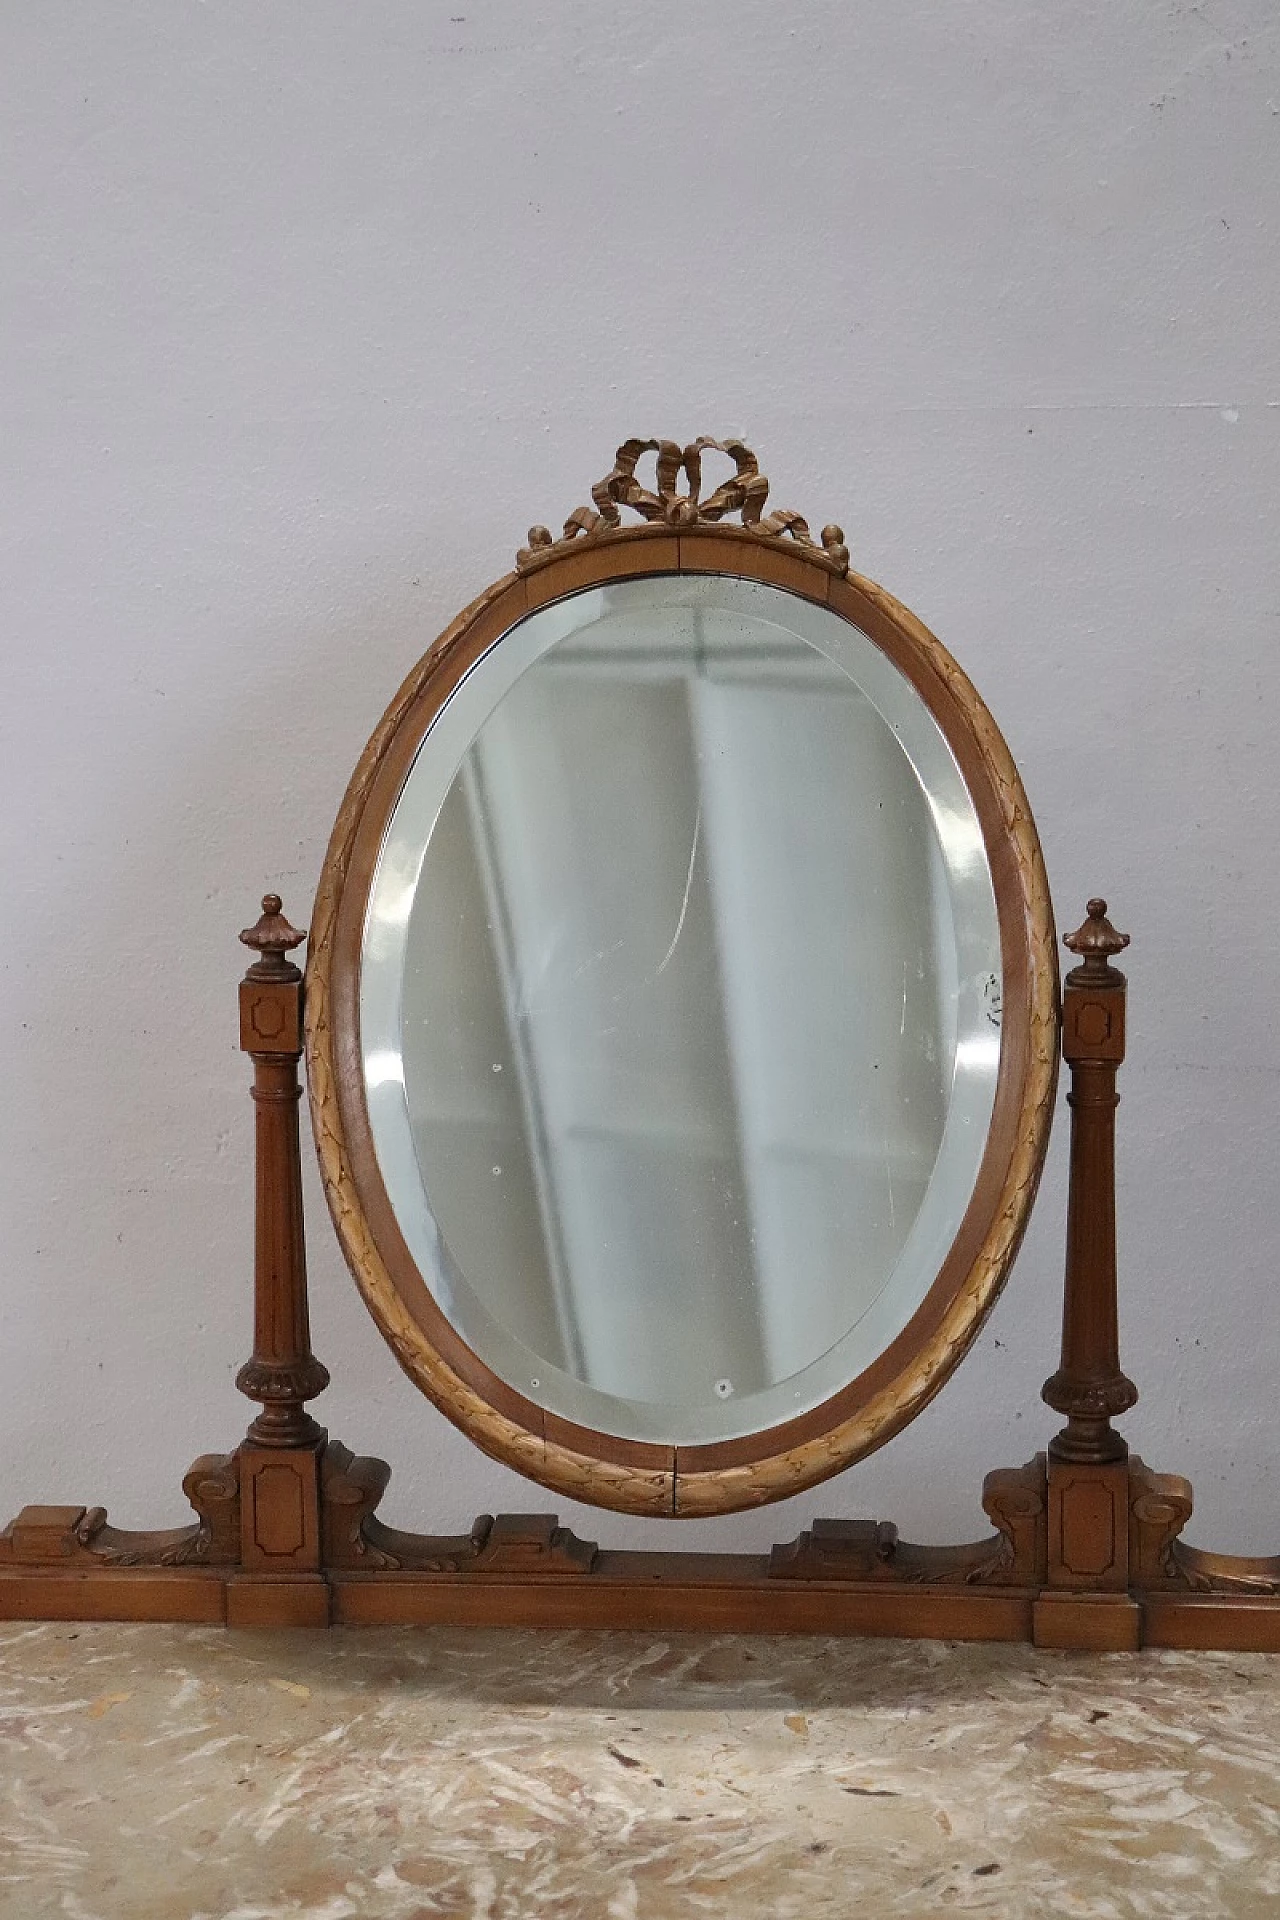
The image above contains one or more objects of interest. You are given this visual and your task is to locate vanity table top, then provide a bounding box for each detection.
[3,1621,1277,1917]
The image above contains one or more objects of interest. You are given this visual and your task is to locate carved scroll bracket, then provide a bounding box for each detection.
[1128,1458,1280,1595]
[321,1443,598,1576]
[767,1457,1047,1589]
[516,437,850,576]
[0,1452,240,1571]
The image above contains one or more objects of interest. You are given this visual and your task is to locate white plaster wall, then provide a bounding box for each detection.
[3,2,1278,1555]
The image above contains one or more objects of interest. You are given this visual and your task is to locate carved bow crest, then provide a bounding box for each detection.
[517,437,849,575]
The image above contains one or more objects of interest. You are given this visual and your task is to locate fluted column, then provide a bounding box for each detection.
[1042,898,1137,1466]
[235,895,329,1448]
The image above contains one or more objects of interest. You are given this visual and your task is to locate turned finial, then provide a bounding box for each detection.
[240,893,306,982]
[1063,898,1129,985]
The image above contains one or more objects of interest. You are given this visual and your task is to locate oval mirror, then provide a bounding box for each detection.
[308,441,1058,1515]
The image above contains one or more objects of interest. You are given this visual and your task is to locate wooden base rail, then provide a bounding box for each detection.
[3,1450,1279,1647]
[2,898,1277,1651]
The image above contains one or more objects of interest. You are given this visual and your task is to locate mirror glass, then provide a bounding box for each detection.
[362,576,1001,1445]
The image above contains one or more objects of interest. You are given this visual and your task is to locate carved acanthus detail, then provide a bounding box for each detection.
[1174,1553,1280,1595]
[1128,1457,1280,1594]
[1128,1456,1194,1586]
[68,1507,200,1568]
[969,1456,1048,1586]
[239,893,306,984]
[321,1442,400,1568]
[178,1452,241,1564]
[70,1452,240,1567]
[1063,897,1130,982]
[767,1460,1048,1588]
[516,437,850,575]
[320,1444,598,1577]
[320,1442,488,1571]
[236,1357,332,1408]
[0,1452,242,1571]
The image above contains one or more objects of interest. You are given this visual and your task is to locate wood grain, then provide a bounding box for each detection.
[305,505,1060,1517]
[3,444,1276,1652]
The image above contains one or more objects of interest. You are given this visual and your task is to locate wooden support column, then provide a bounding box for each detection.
[1036,899,1141,1649]
[232,895,331,1624]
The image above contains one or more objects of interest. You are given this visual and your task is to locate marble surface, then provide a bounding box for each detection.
[2,1624,1279,1919]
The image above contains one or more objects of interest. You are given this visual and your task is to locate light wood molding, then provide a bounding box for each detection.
[515,436,850,576]
[4,440,1274,1652]
[304,500,1060,1517]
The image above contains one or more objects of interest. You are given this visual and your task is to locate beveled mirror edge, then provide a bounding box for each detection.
[675,564,1061,1511]
[305,517,1060,1518]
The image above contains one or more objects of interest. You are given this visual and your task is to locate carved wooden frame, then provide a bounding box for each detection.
[306,456,1059,1517]
[2,438,1278,1651]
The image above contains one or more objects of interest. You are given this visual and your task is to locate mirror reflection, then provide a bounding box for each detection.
[363,577,1001,1445]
